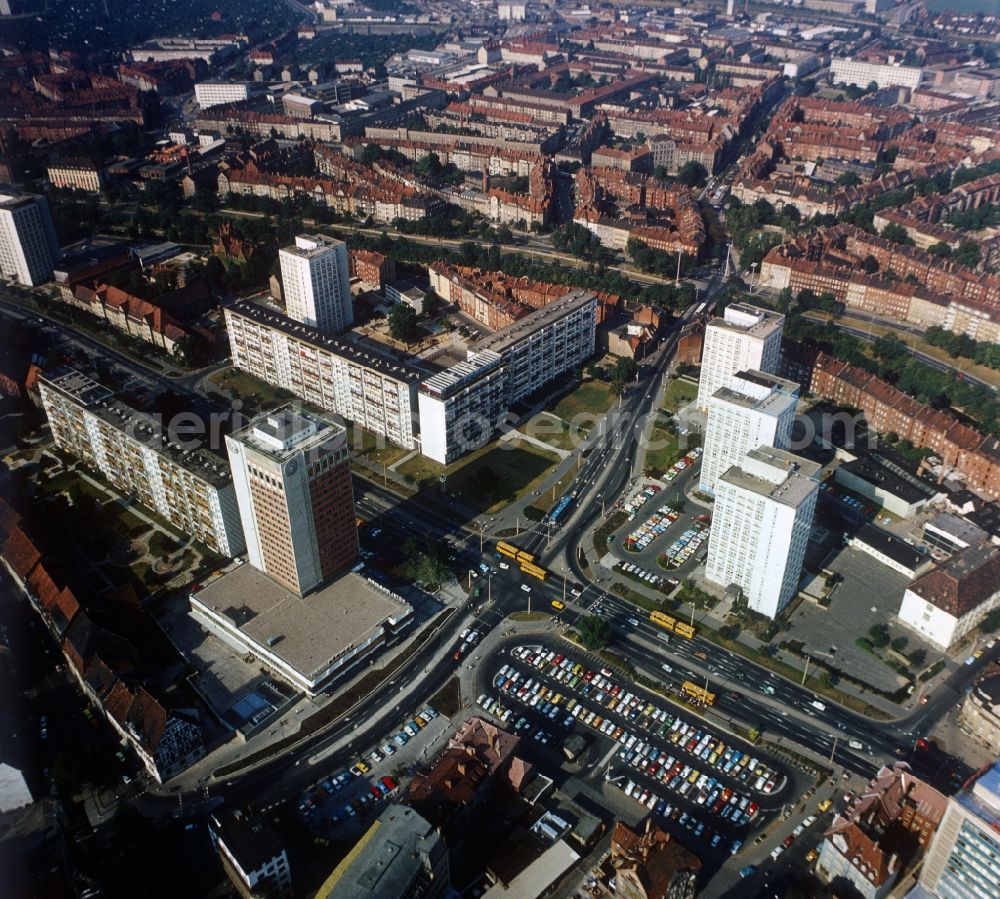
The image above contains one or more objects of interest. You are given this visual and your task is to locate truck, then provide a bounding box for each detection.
[848,739,864,750]
[810,700,827,712]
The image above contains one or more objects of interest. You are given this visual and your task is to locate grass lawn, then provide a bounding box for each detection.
[397,440,561,516]
[643,425,682,477]
[662,377,698,412]
[550,380,615,428]
[209,366,288,409]
[427,677,462,718]
[517,414,578,452]
[346,423,410,467]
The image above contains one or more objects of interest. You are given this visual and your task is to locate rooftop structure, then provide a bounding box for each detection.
[190,564,412,695]
[318,806,448,899]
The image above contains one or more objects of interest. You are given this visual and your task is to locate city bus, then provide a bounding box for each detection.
[681,681,716,706]
[520,561,548,582]
[515,549,535,565]
[496,541,519,559]
[674,622,696,640]
[650,610,679,631]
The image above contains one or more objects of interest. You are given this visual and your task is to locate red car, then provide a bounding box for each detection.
[381,776,397,791]
[453,650,463,662]
[783,835,794,848]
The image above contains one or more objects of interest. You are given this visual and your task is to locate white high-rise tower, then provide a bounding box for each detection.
[699,370,799,495]
[0,191,59,286]
[279,234,353,334]
[696,303,784,412]
[706,446,819,619]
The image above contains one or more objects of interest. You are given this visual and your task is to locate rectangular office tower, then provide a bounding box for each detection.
[919,759,1000,899]
[706,446,819,619]
[699,370,799,495]
[226,406,359,595]
[279,234,353,334]
[696,303,784,412]
[0,191,60,286]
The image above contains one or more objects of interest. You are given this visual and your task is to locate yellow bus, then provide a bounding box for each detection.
[674,622,696,640]
[496,541,519,559]
[681,681,715,706]
[520,561,548,581]
[515,549,535,565]
[649,610,678,631]
[551,599,565,611]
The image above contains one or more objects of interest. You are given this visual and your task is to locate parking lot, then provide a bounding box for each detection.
[481,644,790,863]
[298,704,448,840]
[605,459,711,580]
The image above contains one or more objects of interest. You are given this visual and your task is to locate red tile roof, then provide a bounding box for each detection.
[908,544,1000,618]
[1,528,40,579]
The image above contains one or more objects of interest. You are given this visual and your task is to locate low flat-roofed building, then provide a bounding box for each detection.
[849,523,932,578]
[318,806,448,899]
[923,511,988,557]
[189,564,412,695]
[836,456,937,519]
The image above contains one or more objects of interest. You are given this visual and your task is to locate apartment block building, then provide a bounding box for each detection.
[475,289,598,406]
[706,446,819,619]
[0,190,60,286]
[920,759,1000,899]
[47,157,104,193]
[831,57,923,91]
[696,303,784,412]
[225,300,420,450]
[699,370,799,495]
[279,234,353,334]
[210,809,292,899]
[38,368,245,557]
[418,351,507,465]
[225,406,358,596]
[194,80,253,108]
[418,290,597,463]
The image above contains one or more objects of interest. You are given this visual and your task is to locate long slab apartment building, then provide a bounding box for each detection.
[419,289,598,463]
[225,299,422,451]
[38,368,246,556]
[226,289,598,465]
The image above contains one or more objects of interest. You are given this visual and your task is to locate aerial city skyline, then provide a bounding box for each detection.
[1,0,999,897]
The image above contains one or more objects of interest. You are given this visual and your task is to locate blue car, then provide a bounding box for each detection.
[739,865,757,878]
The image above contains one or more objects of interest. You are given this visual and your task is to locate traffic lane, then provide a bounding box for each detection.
[491,643,789,808]
[559,597,888,775]
[576,588,908,752]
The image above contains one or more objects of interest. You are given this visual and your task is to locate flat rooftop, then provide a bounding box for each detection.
[472,289,596,355]
[713,369,799,415]
[40,367,233,488]
[420,350,504,399]
[191,565,412,686]
[228,403,346,463]
[227,298,422,383]
[852,523,926,570]
[721,446,820,508]
[840,457,932,505]
[708,302,784,339]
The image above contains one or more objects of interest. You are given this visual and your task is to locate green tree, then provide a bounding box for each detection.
[881,222,914,245]
[577,615,611,651]
[836,171,861,188]
[388,304,418,342]
[928,241,952,258]
[868,623,890,649]
[677,161,708,189]
[953,241,982,268]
